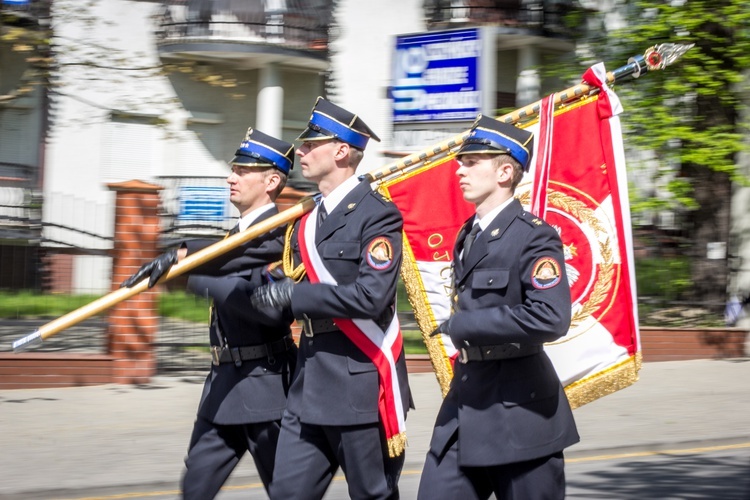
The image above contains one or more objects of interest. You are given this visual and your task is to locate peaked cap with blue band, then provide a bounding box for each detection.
[457,115,534,171]
[231,128,295,175]
[297,97,380,150]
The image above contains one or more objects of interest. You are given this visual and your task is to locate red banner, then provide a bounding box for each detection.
[381,66,641,407]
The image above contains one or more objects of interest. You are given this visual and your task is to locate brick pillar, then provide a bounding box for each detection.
[106,180,163,384]
[42,253,74,293]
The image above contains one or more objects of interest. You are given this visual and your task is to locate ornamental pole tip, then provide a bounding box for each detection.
[645,43,694,71]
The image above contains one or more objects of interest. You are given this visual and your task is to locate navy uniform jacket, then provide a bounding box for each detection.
[430,198,579,467]
[184,207,296,425]
[286,180,412,426]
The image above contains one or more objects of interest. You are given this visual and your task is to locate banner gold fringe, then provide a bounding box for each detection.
[564,352,642,410]
[387,432,408,458]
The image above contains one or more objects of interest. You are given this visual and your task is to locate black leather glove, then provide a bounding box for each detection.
[429,317,453,337]
[251,277,294,311]
[120,249,178,289]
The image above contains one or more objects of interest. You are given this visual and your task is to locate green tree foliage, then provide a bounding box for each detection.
[561,0,750,306]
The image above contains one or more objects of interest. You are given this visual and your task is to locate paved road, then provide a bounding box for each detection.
[59,443,750,500]
[1,358,750,499]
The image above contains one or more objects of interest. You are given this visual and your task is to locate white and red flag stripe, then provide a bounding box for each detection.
[530,93,555,219]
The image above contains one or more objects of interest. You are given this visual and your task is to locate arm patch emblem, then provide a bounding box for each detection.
[367,237,394,270]
[531,257,562,289]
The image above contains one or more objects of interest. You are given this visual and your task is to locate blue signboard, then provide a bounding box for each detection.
[392,28,481,123]
[178,186,229,222]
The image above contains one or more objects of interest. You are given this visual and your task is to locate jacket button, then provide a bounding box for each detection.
[338,250,344,256]
[487,278,493,285]
[461,375,468,382]
[530,391,536,399]
[460,285,465,292]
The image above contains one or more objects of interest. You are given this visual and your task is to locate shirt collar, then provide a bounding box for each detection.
[237,203,275,232]
[320,174,360,215]
[474,196,515,231]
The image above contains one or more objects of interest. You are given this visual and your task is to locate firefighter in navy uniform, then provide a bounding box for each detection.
[121,128,297,499]
[417,116,580,500]
[250,97,412,500]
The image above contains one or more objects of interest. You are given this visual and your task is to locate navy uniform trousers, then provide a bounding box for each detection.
[179,208,296,499]
[418,199,579,500]
[269,180,412,500]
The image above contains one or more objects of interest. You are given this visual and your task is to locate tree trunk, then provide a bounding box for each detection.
[683,165,732,310]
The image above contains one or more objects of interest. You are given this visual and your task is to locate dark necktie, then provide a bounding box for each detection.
[318,203,327,227]
[462,223,481,263]
[228,223,240,236]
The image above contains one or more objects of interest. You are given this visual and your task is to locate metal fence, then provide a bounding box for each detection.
[0,308,422,376]
[0,315,213,375]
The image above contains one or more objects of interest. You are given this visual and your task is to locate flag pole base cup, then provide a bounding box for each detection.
[12,330,43,353]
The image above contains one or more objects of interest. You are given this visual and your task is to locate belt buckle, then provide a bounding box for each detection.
[301,314,314,337]
[210,346,222,366]
[458,347,469,364]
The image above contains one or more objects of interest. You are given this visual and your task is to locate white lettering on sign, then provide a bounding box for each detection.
[424,40,481,60]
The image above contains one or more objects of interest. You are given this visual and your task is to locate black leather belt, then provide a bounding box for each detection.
[458,343,542,364]
[210,335,294,366]
[300,316,339,337]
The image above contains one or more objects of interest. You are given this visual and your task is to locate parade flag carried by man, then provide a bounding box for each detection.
[382,62,641,407]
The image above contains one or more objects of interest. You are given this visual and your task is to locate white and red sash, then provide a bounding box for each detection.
[297,208,407,457]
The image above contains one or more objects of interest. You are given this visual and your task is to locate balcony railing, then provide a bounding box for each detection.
[0,183,41,243]
[0,0,50,27]
[424,0,573,35]
[155,0,330,53]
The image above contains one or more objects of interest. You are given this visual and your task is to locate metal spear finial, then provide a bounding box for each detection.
[646,43,694,70]
[629,43,695,78]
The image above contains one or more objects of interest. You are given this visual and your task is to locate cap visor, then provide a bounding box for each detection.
[456,143,509,156]
[231,154,273,167]
[296,127,335,142]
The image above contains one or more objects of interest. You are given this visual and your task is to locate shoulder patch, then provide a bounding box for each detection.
[374,194,392,206]
[372,187,393,205]
[518,211,547,228]
[366,237,394,271]
[531,257,562,289]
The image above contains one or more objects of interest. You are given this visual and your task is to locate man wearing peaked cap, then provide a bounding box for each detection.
[458,114,534,171]
[250,98,412,499]
[231,127,296,175]
[296,96,381,150]
[418,114,579,499]
[121,128,297,499]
